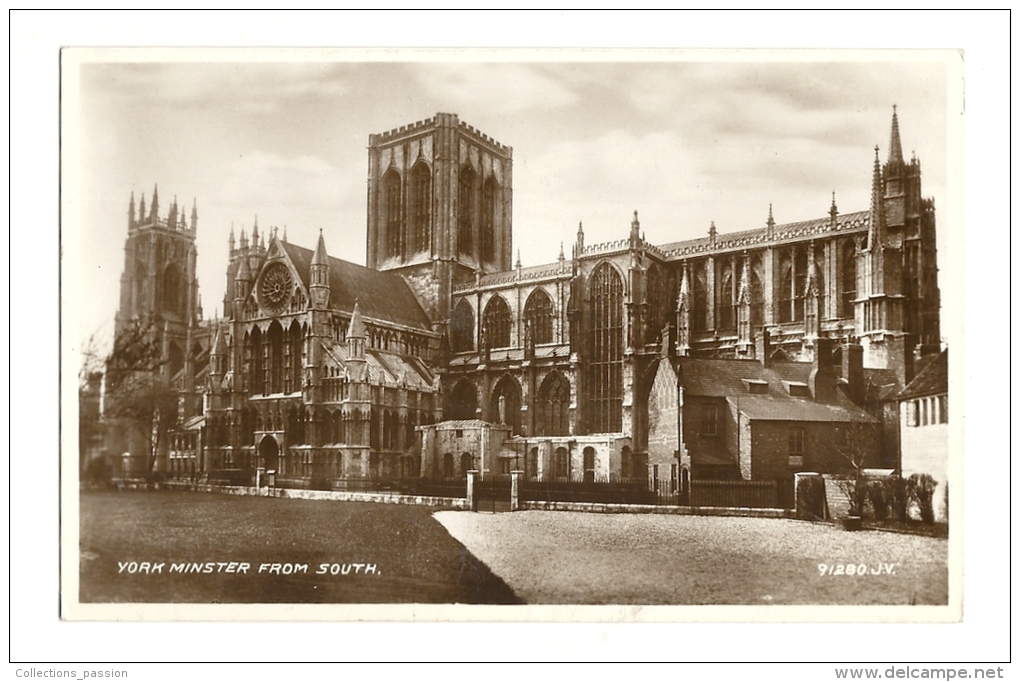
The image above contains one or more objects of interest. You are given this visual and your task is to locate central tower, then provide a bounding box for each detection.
[366,113,513,330]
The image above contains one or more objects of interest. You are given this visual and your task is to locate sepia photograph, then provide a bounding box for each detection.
[60,48,965,622]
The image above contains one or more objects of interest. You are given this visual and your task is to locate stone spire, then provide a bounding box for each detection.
[347,299,366,339]
[150,184,159,221]
[310,229,331,310]
[190,198,198,231]
[888,104,904,167]
[867,145,884,250]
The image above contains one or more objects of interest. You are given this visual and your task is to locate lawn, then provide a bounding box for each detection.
[78,490,521,604]
[435,511,950,605]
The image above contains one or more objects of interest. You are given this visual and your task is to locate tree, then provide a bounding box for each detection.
[101,320,179,479]
[78,332,107,481]
[832,417,878,518]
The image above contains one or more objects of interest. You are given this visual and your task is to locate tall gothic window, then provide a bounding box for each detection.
[451,299,474,352]
[481,177,498,263]
[717,260,736,331]
[410,162,431,254]
[587,262,624,433]
[645,264,670,345]
[778,247,808,323]
[161,264,183,317]
[536,371,570,437]
[490,375,522,435]
[841,241,857,318]
[458,166,476,257]
[447,379,477,421]
[523,289,554,345]
[383,169,402,259]
[249,327,263,395]
[268,321,284,395]
[692,268,708,332]
[483,295,512,349]
[750,266,764,329]
[287,323,303,393]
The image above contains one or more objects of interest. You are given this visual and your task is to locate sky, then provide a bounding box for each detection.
[71,53,956,351]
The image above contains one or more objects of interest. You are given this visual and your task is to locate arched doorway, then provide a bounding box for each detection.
[259,435,279,472]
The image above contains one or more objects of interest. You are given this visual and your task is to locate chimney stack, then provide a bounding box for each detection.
[841,342,865,405]
[809,337,837,402]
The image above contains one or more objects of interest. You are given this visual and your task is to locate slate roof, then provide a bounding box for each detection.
[728,395,875,423]
[320,342,436,391]
[679,356,876,422]
[861,368,903,402]
[899,349,948,399]
[279,241,432,331]
[430,419,505,430]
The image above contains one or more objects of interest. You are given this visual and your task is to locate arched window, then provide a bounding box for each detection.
[458,166,476,256]
[410,162,431,254]
[460,452,473,477]
[481,177,499,263]
[267,321,284,394]
[287,323,303,393]
[692,267,708,332]
[443,453,454,479]
[717,260,736,331]
[750,263,764,329]
[587,262,624,433]
[490,375,522,435]
[249,327,263,395]
[536,371,570,436]
[483,295,512,349]
[168,341,184,379]
[451,299,475,353]
[841,240,857,318]
[383,169,402,259]
[554,447,569,479]
[523,289,554,345]
[447,379,477,421]
[645,265,670,344]
[161,264,183,316]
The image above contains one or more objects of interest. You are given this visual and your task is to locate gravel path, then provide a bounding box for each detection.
[434,511,948,605]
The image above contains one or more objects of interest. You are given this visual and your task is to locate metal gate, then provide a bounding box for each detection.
[473,477,512,513]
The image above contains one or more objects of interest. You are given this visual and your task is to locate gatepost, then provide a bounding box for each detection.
[510,470,523,511]
[467,470,478,511]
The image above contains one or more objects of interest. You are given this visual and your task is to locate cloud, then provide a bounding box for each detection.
[83,62,351,114]
[408,63,578,115]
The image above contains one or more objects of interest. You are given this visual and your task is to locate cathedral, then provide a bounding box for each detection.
[105,109,942,489]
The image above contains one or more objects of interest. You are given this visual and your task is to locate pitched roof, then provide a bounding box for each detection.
[899,349,948,399]
[728,395,876,423]
[680,356,875,420]
[278,241,432,331]
[320,341,436,391]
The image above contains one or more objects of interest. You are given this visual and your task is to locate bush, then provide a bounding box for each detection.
[865,479,889,521]
[887,475,909,522]
[795,476,826,520]
[907,473,938,524]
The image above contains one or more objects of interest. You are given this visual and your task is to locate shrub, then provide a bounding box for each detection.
[887,475,909,522]
[833,474,866,517]
[795,476,826,520]
[865,479,889,521]
[907,473,938,524]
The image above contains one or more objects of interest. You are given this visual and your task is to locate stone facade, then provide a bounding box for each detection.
[104,109,941,488]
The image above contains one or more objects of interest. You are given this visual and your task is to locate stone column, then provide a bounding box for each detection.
[510,470,523,511]
[467,469,478,511]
